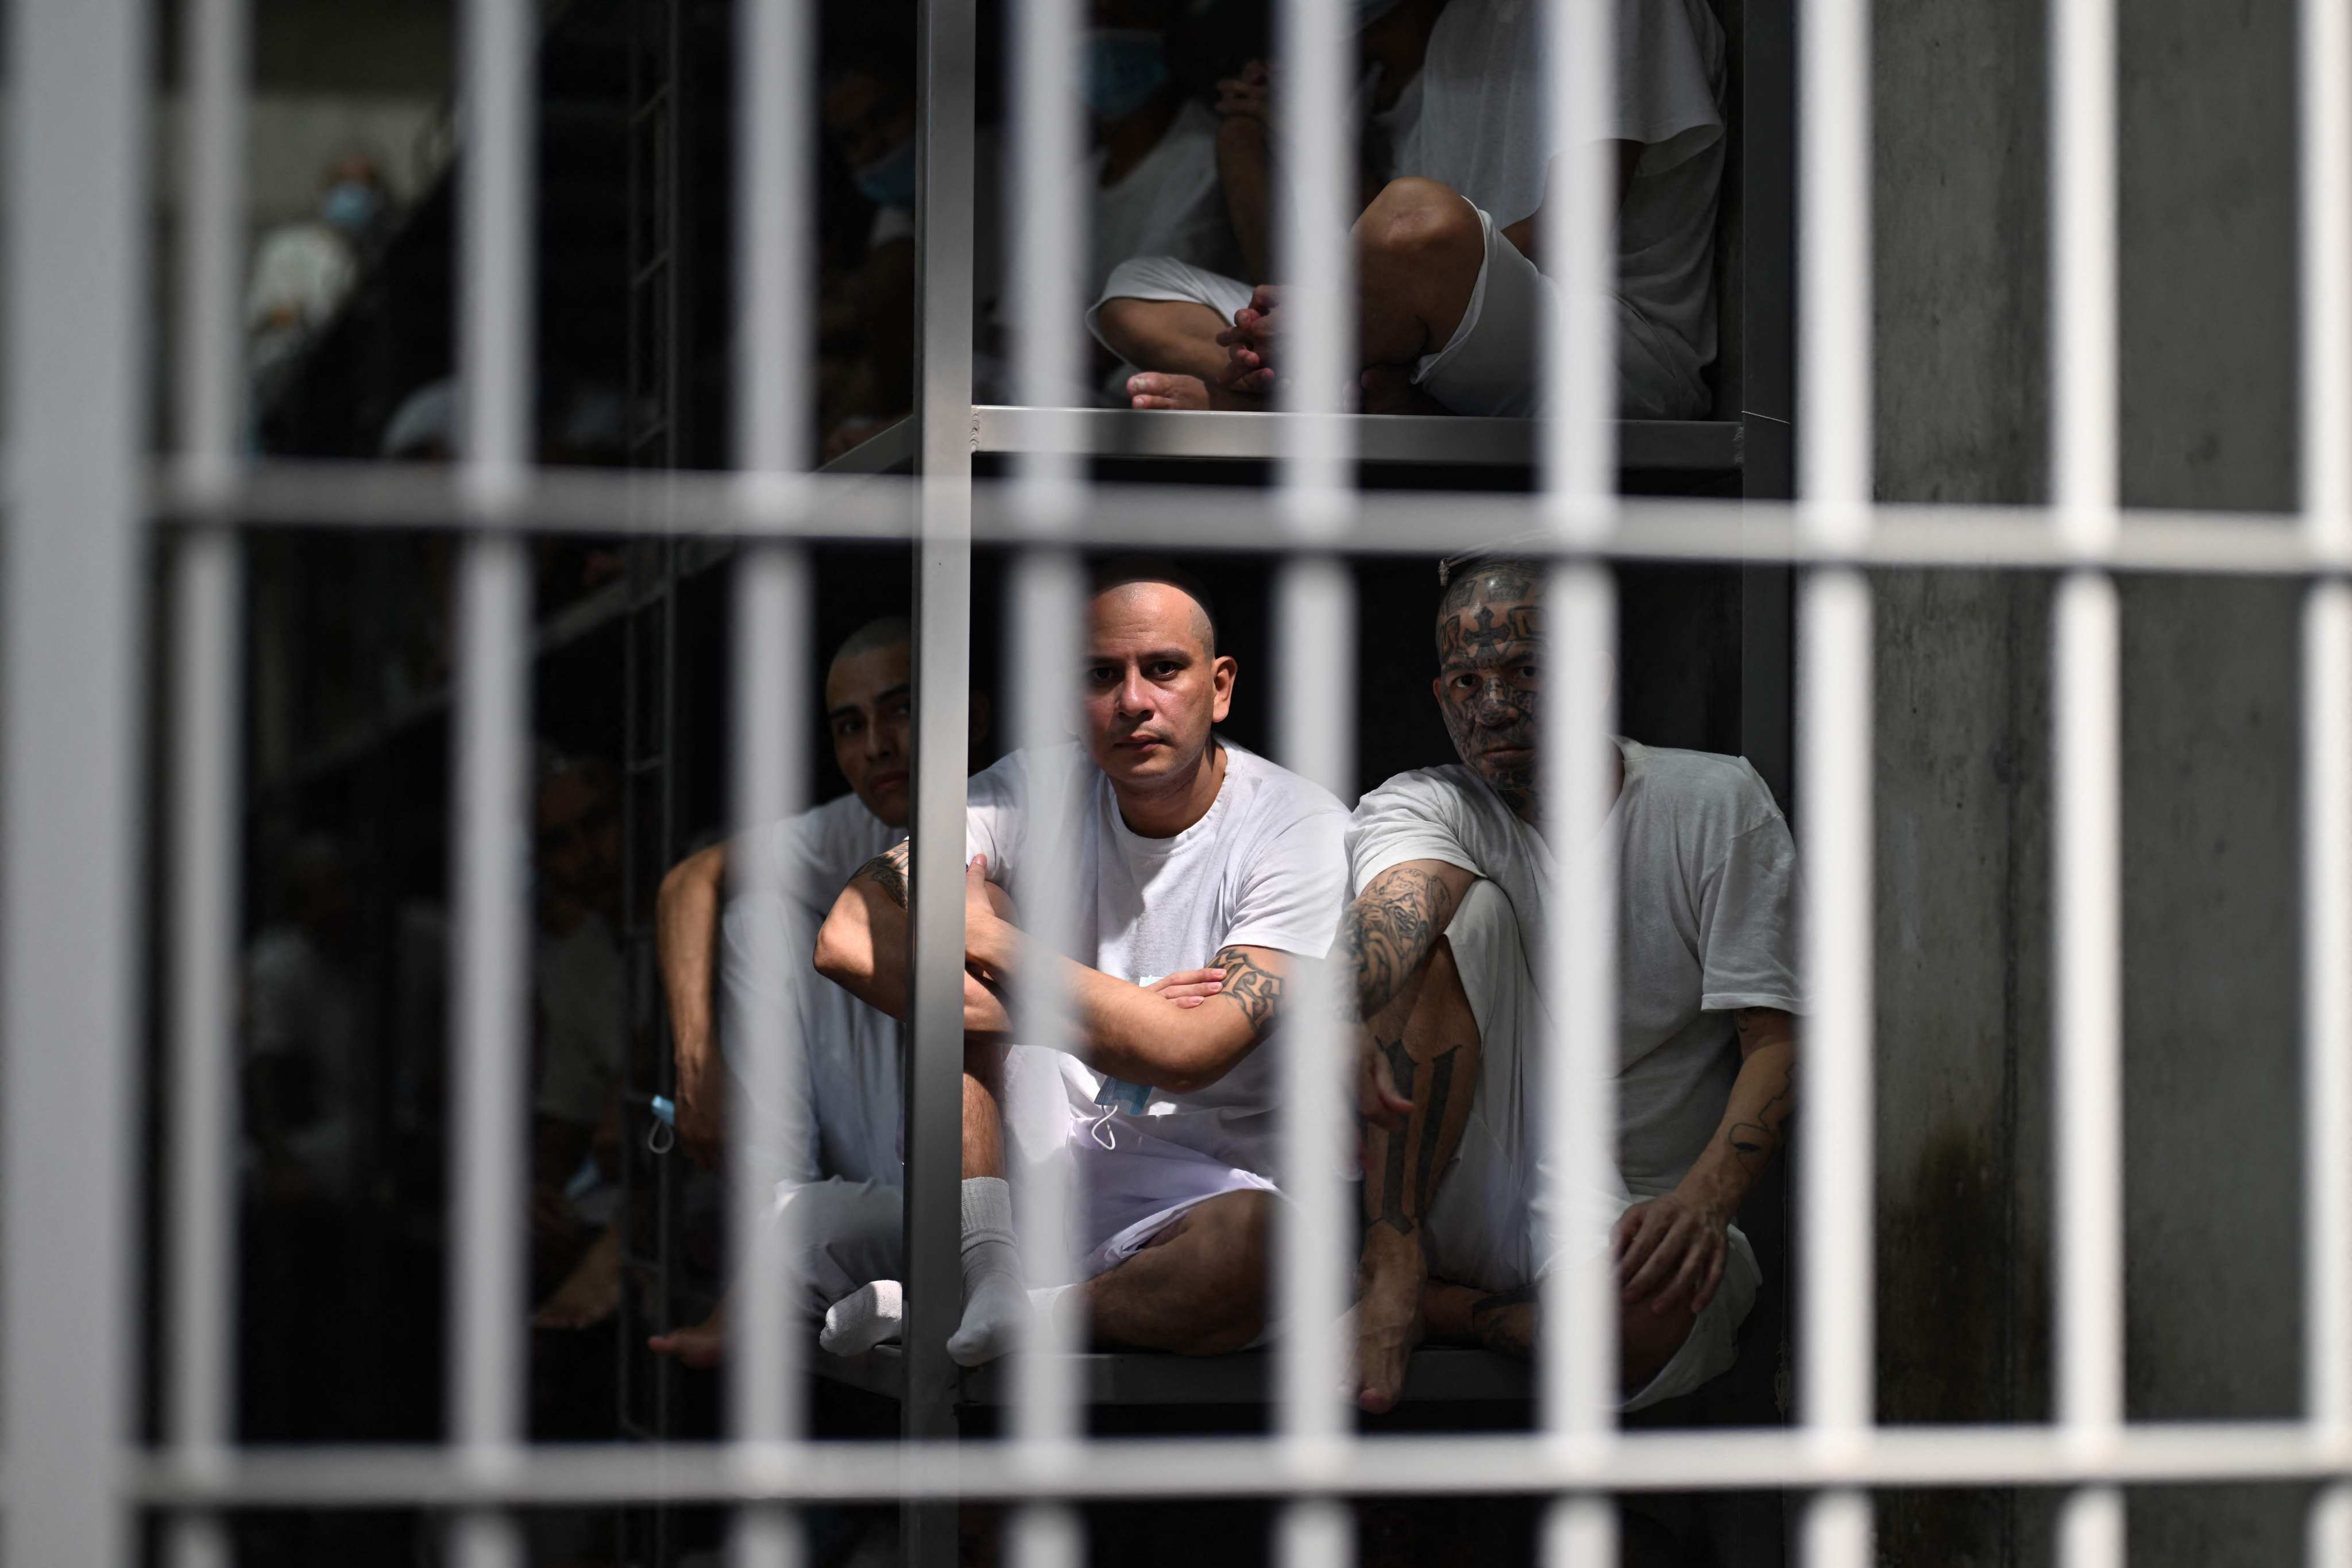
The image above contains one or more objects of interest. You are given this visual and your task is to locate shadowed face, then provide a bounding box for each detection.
[827,640,916,827]
[536,769,620,910]
[1432,563,1543,813]
[1081,581,1234,790]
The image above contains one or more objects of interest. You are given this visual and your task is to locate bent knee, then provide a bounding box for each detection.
[1361,178,1481,269]
[1184,1192,1272,1353]
[1619,1299,1698,1391]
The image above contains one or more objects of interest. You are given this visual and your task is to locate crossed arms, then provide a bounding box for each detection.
[812,840,1295,1094]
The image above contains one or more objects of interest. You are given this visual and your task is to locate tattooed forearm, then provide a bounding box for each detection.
[1724,1009,1797,1173]
[851,840,912,909]
[1335,866,1462,1024]
[1211,945,1285,1034]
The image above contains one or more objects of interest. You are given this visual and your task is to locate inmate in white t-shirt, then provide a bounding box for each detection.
[1346,739,1802,1196]
[1392,0,1726,370]
[723,791,907,1185]
[965,740,1351,1183]
[1089,99,1246,306]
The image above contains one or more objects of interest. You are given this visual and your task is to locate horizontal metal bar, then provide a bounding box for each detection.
[972,407,1743,472]
[132,1423,2352,1507]
[146,462,2352,576]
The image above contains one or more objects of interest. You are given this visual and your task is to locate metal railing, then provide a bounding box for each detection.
[6,0,2351,1563]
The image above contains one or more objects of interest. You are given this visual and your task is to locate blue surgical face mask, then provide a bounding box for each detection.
[851,137,918,208]
[320,180,382,237]
[1079,29,1169,121]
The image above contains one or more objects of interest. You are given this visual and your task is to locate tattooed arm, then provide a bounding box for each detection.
[1613,1007,1797,1317]
[812,841,1013,1034]
[960,890,1297,1092]
[1335,859,1480,1024]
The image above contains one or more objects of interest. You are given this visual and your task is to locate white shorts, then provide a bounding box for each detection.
[770,1176,905,1317]
[1087,256,1258,354]
[1411,201,1710,422]
[1000,1044,1279,1284]
[1427,880,1759,1412]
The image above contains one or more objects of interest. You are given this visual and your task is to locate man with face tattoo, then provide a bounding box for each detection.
[1339,554,1802,1415]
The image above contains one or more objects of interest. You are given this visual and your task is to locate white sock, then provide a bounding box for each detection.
[818,1279,905,1356]
[1028,1283,1080,1343]
[945,1176,1030,1368]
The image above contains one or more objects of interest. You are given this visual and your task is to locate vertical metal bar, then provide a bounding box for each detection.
[2053,568,2123,1550]
[450,532,532,1461]
[1007,0,1088,1500]
[2305,581,2352,1566]
[907,1,980,1554]
[2050,0,2122,1549]
[1274,0,1354,509]
[168,528,244,1568]
[2307,18,2352,1565]
[1275,557,1357,1453]
[731,11,816,1562]
[1533,0,1621,1545]
[1796,569,1873,1566]
[1536,561,1619,1434]
[451,5,535,1560]
[1796,0,1876,1551]
[1537,0,1617,504]
[2304,0,2352,547]
[2,0,148,1563]
[168,0,249,1562]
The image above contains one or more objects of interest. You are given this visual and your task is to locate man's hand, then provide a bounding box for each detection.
[1214,286,1284,394]
[674,1055,725,1169]
[1214,60,1275,129]
[1148,967,1228,1008]
[1612,1188,1731,1317]
[1356,1029,1412,1134]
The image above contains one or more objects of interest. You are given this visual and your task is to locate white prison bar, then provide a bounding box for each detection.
[1534,0,1622,1537]
[2304,0,2352,550]
[1275,557,1358,1458]
[448,16,536,1568]
[149,460,2352,575]
[1275,0,1354,515]
[1539,562,1620,1435]
[2052,0,2117,544]
[166,0,249,1563]
[1538,0,1616,509]
[1009,551,1088,1454]
[1007,0,1088,1489]
[132,1419,2352,1505]
[3,0,148,1563]
[2305,582,2352,1568]
[728,0,817,1519]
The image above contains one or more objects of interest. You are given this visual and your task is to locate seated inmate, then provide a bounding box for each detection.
[814,565,1349,1365]
[640,616,990,1364]
[1341,555,1801,1413]
[1096,0,1725,420]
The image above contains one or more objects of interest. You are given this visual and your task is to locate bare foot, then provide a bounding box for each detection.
[647,1291,728,1369]
[1360,365,1448,416]
[1353,1224,1427,1413]
[532,1225,622,1330]
[1127,372,1272,412]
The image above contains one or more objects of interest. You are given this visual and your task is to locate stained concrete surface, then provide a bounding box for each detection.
[1866,0,2309,1558]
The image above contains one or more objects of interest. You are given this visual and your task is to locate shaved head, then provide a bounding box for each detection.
[832,614,912,673]
[1092,557,1218,658]
[1435,554,1544,643]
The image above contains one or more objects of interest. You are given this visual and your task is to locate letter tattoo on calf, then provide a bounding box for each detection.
[853,840,912,909]
[1468,1280,1539,1357]
[1370,1040,1461,1238]
[1211,946,1285,1034]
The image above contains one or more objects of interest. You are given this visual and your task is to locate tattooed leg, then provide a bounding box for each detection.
[1354,936,1481,1413]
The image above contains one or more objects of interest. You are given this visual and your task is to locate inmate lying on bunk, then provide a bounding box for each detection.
[1094,0,1725,420]
[1338,553,1803,1413]
[813,560,1350,1365]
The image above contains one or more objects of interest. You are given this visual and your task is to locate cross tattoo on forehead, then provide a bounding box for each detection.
[1438,604,1539,665]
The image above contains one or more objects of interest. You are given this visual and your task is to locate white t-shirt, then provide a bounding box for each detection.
[1088,100,1246,304]
[1347,739,1802,1196]
[725,791,909,1185]
[243,925,362,1197]
[534,912,625,1129]
[1392,0,1726,368]
[965,740,1351,1183]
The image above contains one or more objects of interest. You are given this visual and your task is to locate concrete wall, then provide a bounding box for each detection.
[1868,0,2311,1558]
